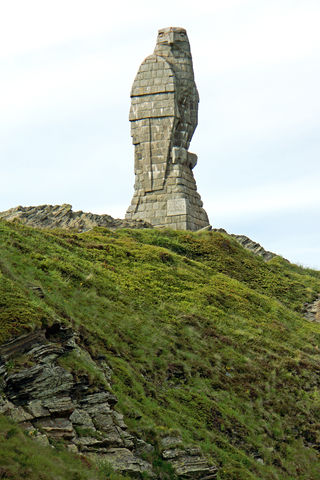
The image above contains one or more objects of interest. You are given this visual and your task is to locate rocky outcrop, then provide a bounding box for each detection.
[159,436,217,479]
[0,325,217,478]
[0,325,153,476]
[0,204,151,232]
[230,234,276,261]
[302,295,320,322]
[213,229,277,261]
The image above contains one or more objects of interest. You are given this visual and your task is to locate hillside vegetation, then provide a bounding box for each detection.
[1,219,320,480]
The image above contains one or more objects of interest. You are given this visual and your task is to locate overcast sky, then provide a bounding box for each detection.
[1,0,319,269]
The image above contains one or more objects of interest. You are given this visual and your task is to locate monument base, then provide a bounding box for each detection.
[126,151,210,231]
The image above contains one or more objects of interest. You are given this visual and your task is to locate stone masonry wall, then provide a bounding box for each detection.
[126,27,210,231]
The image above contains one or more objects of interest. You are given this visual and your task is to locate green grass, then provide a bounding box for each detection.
[1,220,320,479]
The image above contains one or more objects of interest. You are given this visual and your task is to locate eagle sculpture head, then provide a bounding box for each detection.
[154,27,191,58]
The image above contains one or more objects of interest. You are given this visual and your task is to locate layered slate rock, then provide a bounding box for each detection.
[126,27,210,231]
[0,325,217,478]
[159,436,218,479]
[0,325,153,476]
[212,229,277,261]
[0,204,150,232]
[303,295,320,322]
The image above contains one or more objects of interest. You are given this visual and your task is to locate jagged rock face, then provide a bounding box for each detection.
[0,204,151,232]
[212,228,277,262]
[0,325,153,475]
[230,234,276,261]
[0,325,217,478]
[303,295,320,322]
[159,437,218,479]
[126,27,210,231]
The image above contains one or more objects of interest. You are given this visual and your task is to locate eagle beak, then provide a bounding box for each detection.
[168,32,174,45]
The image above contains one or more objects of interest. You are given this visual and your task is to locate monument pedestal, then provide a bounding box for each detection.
[126,148,209,231]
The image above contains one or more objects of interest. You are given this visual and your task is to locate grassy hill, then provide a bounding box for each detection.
[1,219,320,479]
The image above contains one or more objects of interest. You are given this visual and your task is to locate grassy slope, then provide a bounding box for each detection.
[0,416,101,480]
[1,219,320,480]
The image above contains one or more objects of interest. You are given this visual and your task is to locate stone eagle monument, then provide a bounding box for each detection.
[125,27,210,230]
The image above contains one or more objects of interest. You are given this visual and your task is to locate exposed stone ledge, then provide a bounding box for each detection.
[212,228,277,262]
[0,204,151,232]
[0,325,218,478]
[302,295,320,322]
[159,436,218,479]
[89,448,154,477]
[0,324,153,476]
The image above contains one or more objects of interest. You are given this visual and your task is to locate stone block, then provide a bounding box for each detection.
[176,222,188,230]
[34,417,75,439]
[9,406,34,423]
[26,400,50,418]
[70,409,95,428]
[167,198,188,216]
[98,448,153,475]
[42,396,75,415]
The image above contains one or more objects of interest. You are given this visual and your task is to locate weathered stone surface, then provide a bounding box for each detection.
[29,343,65,362]
[80,392,118,407]
[8,405,34,422]
[229,234,276,261]
[5,364,75,403]
[159,435,183,449]
[162,447,185,459]
[42,396,75,415]
[160,437,218,479]
[121,430,135,449]
[73,436,105,449]
[303,295,320,322]
[34,433,51,447]
[0,204,151,232]
[26,400,50,418]
[126,27,210,231]
[0,398,14,414]
[96,448,154,476]
[162,447,218,479]
[0,330,46,361]
[133,438,154,456]
[0,327,155,476]
[112,411,127,430]
[212,228,277,262]
[0,325,217,478]
[34,417,75,439]
[70,408,95,428]
[91,412,124,446]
